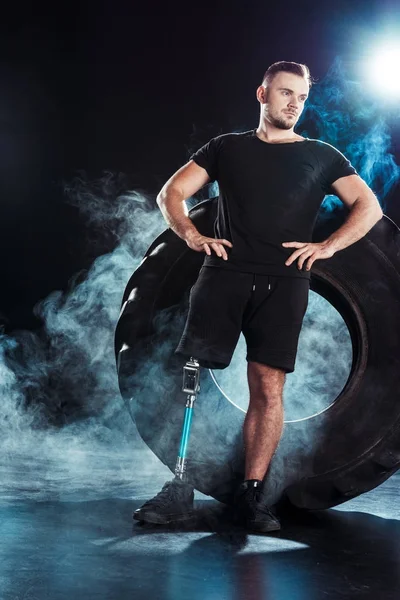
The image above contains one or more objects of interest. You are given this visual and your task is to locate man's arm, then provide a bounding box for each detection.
[157,160,232,260]
[322,174,383,251]
[282,174,383,271]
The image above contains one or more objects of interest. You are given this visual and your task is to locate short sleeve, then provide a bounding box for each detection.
[320,143,357,194]
[190,137,220,182]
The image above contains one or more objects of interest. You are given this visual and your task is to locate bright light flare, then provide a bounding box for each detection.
[366,44,400,96]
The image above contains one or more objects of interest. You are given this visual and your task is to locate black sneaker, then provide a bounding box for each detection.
[133,479,195,525]
[234,480,281,533]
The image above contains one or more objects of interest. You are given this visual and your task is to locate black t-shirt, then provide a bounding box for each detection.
[191,129,357,278]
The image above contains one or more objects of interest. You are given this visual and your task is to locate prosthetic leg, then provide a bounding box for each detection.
[174,357,201,481]
[133,357,200,524]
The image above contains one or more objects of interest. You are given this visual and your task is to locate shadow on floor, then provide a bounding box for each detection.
[1,497,399,600]
[131,498,400,599]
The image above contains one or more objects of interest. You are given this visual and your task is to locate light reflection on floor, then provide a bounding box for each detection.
[0,436,398,600]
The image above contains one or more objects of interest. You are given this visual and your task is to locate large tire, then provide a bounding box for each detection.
[115,199,400,509]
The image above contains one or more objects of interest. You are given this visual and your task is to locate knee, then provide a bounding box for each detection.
[247,362,285,405]
[248,376,283,406]
[249,388,283,409]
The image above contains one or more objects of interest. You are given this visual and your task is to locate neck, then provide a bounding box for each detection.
[256,120,302,144]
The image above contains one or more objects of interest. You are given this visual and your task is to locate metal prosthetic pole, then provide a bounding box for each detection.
[174,357,200,481]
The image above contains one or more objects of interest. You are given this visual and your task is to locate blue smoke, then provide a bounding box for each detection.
[299,58,400,212]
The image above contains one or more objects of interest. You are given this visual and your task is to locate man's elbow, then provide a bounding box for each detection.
[372,201,384,223]
[356,194,383,222]
[156,182,184,208]
[156,186,167,207]
[368,188,384,221]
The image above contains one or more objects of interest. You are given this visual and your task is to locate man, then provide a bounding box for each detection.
[133,61,383,532]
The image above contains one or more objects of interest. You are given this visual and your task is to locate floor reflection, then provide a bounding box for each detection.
[0,472,398,600]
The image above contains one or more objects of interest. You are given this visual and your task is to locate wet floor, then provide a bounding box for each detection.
[0,442,399,600]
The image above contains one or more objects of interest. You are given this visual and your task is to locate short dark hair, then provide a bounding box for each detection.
[262,61,313,88]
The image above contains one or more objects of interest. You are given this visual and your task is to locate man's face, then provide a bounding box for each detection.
[258,71,309,130]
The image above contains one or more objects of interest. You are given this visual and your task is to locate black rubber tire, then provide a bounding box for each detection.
[115,198,400,509]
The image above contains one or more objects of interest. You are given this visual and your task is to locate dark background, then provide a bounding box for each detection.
[1,0,399,329]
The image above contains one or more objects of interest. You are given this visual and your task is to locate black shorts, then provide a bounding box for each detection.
[175,266,309,373]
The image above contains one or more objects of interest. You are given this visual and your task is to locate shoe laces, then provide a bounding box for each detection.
[245,486,261,508]
[242,487,276,518]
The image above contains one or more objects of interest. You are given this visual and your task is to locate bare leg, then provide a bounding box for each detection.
[243,361,286,481]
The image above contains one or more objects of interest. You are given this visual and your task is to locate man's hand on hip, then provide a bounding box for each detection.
[282,240,336,271]
[186,232,233,261]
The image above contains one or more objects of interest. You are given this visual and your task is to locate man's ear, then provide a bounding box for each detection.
[256,85,267,104]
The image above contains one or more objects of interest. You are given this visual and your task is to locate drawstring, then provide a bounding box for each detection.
[252,275,272,292]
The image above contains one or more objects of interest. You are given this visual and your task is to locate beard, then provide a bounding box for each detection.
[268,113,295,130]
